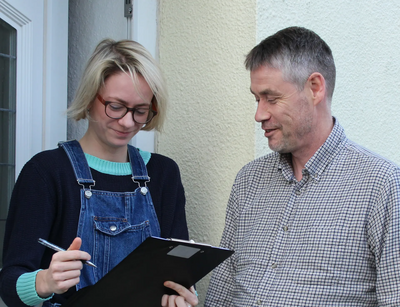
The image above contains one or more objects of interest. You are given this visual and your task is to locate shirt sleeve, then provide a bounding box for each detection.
[205,178,240,306]
[368,167,400,305]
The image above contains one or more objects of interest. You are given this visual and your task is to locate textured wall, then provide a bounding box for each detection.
[158,0,256,303]
[255,1,400,163]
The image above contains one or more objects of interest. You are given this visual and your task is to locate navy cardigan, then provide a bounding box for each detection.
[0,146,188,306]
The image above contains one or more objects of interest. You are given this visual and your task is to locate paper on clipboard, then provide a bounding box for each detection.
[62,236,234,307]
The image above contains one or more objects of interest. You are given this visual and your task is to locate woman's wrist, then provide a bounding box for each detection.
[35,269,54,298]
[16,270,53,306]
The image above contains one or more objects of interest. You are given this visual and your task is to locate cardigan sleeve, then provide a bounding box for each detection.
[0,148,80,306]
[0,155,58,306]
[16,270,53,306]
[146,153,189,240]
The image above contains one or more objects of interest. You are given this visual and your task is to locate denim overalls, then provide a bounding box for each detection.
[43,140,160,307]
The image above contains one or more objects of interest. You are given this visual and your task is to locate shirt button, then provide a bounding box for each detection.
[110,225,117,232]
[283,225,289,232]
[295,190,301,195]
[271,263,277,269]
[256,299,262,305]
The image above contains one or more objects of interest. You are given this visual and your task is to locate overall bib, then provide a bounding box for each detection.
[43,140,160,307]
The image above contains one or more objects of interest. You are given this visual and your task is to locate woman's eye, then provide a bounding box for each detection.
[136,108,149,115]
[109,103,125,111]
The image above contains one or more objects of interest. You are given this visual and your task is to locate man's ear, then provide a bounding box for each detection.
[307,72,326,106]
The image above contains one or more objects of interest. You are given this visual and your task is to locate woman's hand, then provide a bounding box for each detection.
[161,282,198,307]
[35,237,91,298]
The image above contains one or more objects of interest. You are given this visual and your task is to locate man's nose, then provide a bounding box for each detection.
[254,101,271,123]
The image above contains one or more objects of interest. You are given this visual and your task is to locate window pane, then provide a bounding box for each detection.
[0,18,17,265]
[0,55,16,109]
[0,19,16,55]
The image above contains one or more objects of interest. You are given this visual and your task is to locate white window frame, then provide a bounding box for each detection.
[0,1,38,176]
[0,0,68,177]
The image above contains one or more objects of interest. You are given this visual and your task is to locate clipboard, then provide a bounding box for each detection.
[62,236,234,306]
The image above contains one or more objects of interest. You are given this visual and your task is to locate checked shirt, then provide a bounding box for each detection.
[205,120,400,306]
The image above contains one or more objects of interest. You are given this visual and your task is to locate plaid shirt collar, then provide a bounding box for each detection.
[278,117,346,182]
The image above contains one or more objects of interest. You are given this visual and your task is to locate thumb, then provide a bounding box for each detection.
[67,237,82,251]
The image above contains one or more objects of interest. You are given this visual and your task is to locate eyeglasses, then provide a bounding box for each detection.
[97,94,157,124]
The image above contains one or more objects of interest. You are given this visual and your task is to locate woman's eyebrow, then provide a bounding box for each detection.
[106,97,151,107]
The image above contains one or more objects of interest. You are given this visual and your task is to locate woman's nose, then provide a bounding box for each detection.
[118,111,137,127]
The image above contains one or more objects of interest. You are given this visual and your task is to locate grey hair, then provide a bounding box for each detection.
[245,27,336,101]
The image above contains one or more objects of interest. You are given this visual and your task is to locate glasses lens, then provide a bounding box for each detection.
[106,102,127,119]
[134,108,153,124]
[105,102,155,124]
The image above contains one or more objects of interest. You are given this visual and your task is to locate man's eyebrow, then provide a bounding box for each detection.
[249,88,281,96]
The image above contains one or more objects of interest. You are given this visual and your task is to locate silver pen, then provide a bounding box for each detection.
[38,238,97,268]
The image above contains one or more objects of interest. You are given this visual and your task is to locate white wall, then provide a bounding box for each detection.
[68,0,127,140]
[255,1,400,164]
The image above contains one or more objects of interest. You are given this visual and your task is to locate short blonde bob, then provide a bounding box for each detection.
[67,39,167,131]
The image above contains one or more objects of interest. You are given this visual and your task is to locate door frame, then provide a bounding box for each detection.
[131,0,158,152]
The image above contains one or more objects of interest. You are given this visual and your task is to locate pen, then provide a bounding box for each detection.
[38,238,97,268]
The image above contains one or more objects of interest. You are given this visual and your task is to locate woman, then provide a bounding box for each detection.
[0,39,198,307]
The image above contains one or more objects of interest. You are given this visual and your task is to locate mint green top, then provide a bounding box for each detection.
[16,149,151,306]
[84,148,151,175]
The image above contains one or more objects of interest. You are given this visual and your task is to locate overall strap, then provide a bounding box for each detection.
[58,140,95,188]
[128,144,150,186]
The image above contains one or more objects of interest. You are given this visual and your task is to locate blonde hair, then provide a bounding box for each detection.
[67,39,167,131]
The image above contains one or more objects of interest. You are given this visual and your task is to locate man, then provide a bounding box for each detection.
[205,26,400,306]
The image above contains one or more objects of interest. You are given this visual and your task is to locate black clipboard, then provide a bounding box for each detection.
[62,236,234,306]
